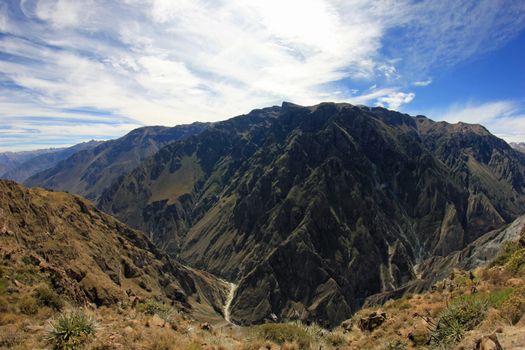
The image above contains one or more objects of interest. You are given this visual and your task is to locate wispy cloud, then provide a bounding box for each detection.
[430,100,525,142]
[413,79,432,87]
[0,0,524,150]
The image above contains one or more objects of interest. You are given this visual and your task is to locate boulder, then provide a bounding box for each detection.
[200,322,212,331]
[358,312,386,332]
[475,334,503,350]
[341,319,353,332]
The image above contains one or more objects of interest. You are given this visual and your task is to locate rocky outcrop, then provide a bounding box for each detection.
[358,312,387,332]
[364,214,525,307]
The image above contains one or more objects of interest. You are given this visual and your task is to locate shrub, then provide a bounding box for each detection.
[34,286,64,311]
[490,241,521,267]
[137,300,167,315]
[0,325,23,348]
[324,331,347,347]
[499,287,525,325]
[256,323,313,348]
[18,295,39,315]
[48,311,96,349]
[0,278,7,296]
[13,268,41,285]
[429,299,487,349]
[505,248,525,273]
[0,296,9,313]
[384,339,407,350]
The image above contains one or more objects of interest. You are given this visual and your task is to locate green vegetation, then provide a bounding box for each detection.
[384,339,407,350]
[48,311,96,349]
[34,286,64,311]
[429,299,488,349]
[256,323,313,348]
[500,287,525,324]
[324,332,347,347]
[137,300,170,316]
[0,278,6,296]
[452,287,513,308]
[18,295,39,315]
[13,268,41,285]
[505,248,525,273]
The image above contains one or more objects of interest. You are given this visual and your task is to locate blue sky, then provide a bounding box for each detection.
[0,0,524,151]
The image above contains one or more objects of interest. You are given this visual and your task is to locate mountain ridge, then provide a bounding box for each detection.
[96,102,525,327]
[25,123,209,201]
[1,140,102,182]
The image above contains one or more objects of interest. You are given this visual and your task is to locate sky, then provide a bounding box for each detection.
[0,0,525,151]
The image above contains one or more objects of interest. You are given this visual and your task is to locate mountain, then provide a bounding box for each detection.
[0,179,229,317]
[1,140,102,182]
[510,142,525,154]
[0,148,67,176]
[98,102,525,327]
[25,123,208,201]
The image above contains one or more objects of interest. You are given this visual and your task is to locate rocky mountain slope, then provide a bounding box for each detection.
[25,123,208,201]
[98,102,525,327]
[1,140,102,182]
[0,180,229,319]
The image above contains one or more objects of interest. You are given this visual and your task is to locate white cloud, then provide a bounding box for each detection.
[413,79,432,87]
[33,0,90,28]
[375,91,415,110]
[429,100,525,143]
[436,101,517,124]
[0,2,7,32]
[0,0,524,149]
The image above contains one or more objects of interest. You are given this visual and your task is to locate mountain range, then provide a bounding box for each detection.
[0,141,103,183]
[24,123,208,201]
[14,102,525,328]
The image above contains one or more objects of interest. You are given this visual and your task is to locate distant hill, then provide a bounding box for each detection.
[25,123,208,201]
[510,142,525,153]
[0,148,66,176]
[1,140,102,182]
[98,102,525,327]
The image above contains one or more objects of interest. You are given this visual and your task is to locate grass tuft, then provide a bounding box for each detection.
[429,298,487,349]
[48,310,96,350]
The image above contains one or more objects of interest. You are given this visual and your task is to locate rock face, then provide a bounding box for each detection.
[0,180,228,316]
[94,102,525,327]
[25,123,208,201]
[364,213,525,307]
